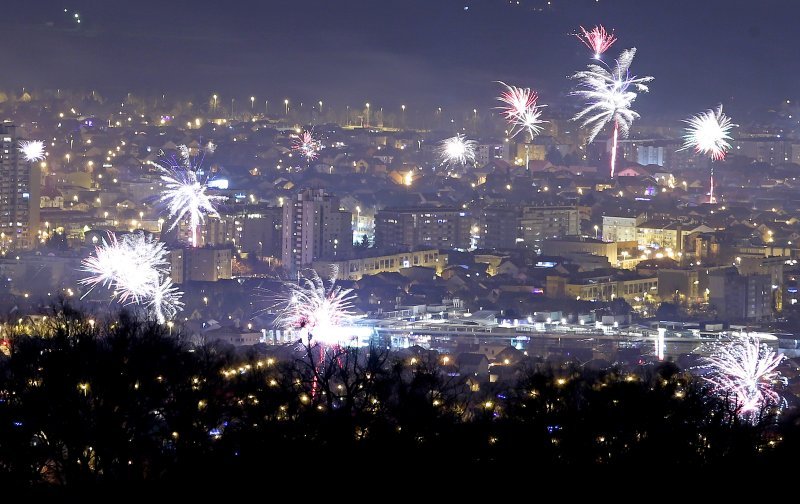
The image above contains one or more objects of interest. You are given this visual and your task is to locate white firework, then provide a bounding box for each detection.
[497,82,547,140]
[158,146,226,247]
[572,48,652,142]
[572,48,653,176]
[275,268,358,346]
[18,140,46,162]
[80,232,183,323]
[704,336,785,420]
[148,277,184,324]
[681,105,735,161]
[437,134,477,165]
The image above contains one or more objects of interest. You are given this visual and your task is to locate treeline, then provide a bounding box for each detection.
[0,308,797,487]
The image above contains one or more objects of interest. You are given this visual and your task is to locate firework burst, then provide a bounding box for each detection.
[681,105,735,161]
[497,82,547,140]
[571,48,653,177]
[157,146,226,247]
[575,25,617,59]
[18,140,46,162]
[704,336,785,420]
[681,105,735,204]
[275,268,358,346]
[292,131,322,161]
[80,232,183,323]
[148,277,184,324]
[437,134,477,165]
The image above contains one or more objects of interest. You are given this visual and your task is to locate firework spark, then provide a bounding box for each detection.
[681,105,735,161]
[497,82,547,140]
[158,146,225,247]
[18,140,46,162]
[80,233,183,323]
[575,25,617,59]
[572,48,653,177]
[704,336,785,420]
[438,134,477,165]
[275,269,358,346]
[292,131,322,161]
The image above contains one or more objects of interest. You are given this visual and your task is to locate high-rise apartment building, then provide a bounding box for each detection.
[0,124,40,250]
[282,189,352,273]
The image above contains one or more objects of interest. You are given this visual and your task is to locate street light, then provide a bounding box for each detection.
[250,96,255,110]
[594,225,599,239]
[401,104,406,125]
[365,103,370,127]
[284,99,289,115]
[213,94,218,111]
[318,100,323,114]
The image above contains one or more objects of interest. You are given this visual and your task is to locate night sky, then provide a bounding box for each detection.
[3,0,798,117]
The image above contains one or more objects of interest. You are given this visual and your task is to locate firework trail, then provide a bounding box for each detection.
[571,48,653,177]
